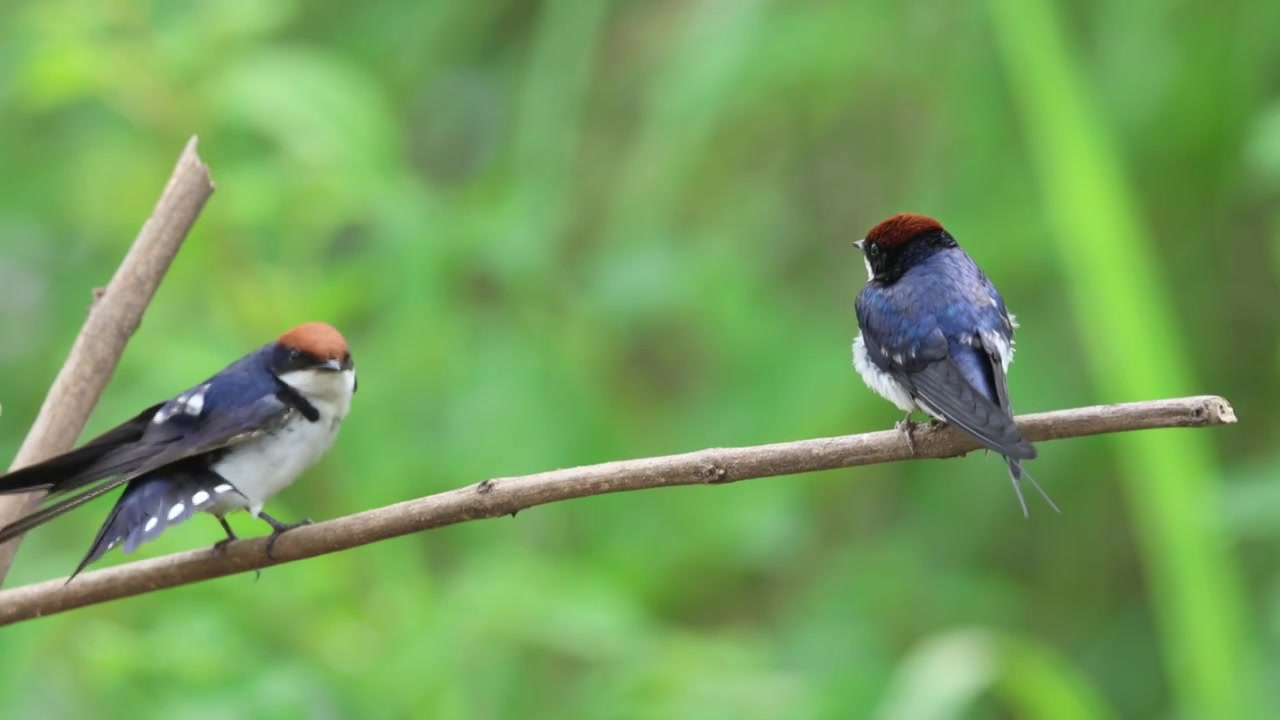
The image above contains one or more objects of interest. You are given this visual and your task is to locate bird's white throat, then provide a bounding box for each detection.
[208,367,355,517]
[278,367,357,418]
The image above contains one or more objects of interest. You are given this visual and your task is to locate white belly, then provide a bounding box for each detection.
[208,410,345,517]
[853,334,918,414]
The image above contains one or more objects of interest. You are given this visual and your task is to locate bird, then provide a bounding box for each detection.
[850,212,1058,515]
[0,322,357,579]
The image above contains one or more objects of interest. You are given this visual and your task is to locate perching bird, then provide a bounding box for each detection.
[851,213,1058,515]
[0,322,357,578]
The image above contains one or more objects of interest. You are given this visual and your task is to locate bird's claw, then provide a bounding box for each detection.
[212,516,238,555]
[210,527,260,579]
[895,416,920,456]
[262,516,313,560]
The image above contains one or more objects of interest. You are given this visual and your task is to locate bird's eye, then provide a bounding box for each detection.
[866,244,881,259]
[289,348,301,362]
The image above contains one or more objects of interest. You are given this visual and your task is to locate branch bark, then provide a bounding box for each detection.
[0,394,1235,626]
[0,137,213,585]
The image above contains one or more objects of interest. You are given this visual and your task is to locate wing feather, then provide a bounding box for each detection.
[0,403,165,495]
[0,394,292,542]
[897,359,1035,460]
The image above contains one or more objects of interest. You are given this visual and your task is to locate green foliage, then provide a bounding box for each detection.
[0,1,1276,717]
[988,1,1257,717]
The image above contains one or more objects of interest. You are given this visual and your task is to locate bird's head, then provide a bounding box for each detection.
[271,322,356,401]
[853,213,956,283]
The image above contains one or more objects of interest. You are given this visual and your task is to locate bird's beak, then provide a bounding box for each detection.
[852,239,865,251]
[319,358,344,372]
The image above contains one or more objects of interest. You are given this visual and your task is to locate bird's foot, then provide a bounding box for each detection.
[210,519,261,579]
[895,414,920,456]
[211,516,238,554]
[258,512,313,560]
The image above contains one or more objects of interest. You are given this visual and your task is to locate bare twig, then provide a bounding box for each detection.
[0,137,213,585]
[0,395,1235,626]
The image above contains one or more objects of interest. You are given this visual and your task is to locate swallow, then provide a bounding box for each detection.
[851,213,1058,515]
[0,322,357,578]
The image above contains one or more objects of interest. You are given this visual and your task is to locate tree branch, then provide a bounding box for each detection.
[0,395,1235,626]
[0,137,213,585]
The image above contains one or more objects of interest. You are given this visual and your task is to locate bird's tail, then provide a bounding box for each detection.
[69,472,225,581]
[1006,457,1061,517]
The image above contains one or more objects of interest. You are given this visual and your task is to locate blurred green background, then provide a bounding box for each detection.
[0,1,1276,718]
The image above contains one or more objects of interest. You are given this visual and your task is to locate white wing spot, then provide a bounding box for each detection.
[155,384,212,424]
[213,483,233,494]
[192,490,210,505]
[184,385,208,416]
[144,517,159,532]
[167,503,185,521]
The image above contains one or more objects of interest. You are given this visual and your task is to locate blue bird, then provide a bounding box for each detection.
[0,322,358,579]
[852,213,1058,515]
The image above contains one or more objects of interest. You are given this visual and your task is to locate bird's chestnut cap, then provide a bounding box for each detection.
[862,213,944,248]
[277,322,350,362]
